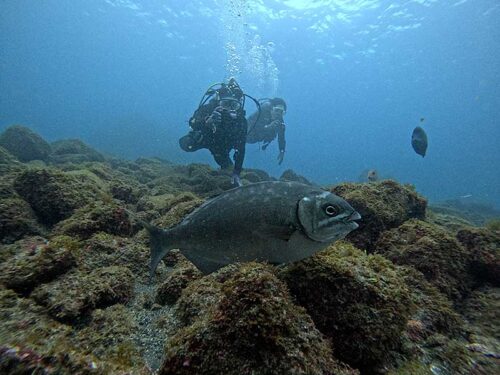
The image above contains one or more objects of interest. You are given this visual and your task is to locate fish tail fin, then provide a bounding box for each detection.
[146,225,172,282]
[125,209,173,281]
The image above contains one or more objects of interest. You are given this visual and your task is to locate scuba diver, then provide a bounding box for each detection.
[179,78,259,187]
[246,98,287,165]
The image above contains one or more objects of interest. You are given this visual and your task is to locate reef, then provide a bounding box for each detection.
[374,219,471,300]
[13,168,106,226]
[456,227,499,286]
[160,263,358,375]
[50,139,106,164]
[0,125,498,374]
[280,241,413,373]
[331,180,427,251]
[0,125,52,162]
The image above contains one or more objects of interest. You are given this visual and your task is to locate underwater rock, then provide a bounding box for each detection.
[399,267,464,340]
[155,260,202,305]
[0,145,17,164]
[49,138,105,164]
[332,180,427,251]
[0,125,51,162]
[150,194,204,229]
[457,290,500,375]
[160,263,357,375]
[429,199,500,227]
[109,179,144,204]
[0,238,76,294]
[280,241,413,372]
[73,304,147,371]
[375,219,470,300]
[280,168,313,185]
[0,196,42,243]
[426,209,475,233]
[13,168,105,226]
[81,232,150,278]
[137,191,199,216]
[0,288,146,374]
[460,287,499,361]
[456,227,500,286]
[52,201,134,239]
[32,266,134,321]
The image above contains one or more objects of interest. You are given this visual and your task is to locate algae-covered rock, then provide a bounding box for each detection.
[400,266,464,339]
[426,209,475,233]
[0,288,147,374]
[459,287,500,374]
[161,263,357,375]
[174,274,224,326]
[280,241,413,372]
[151,194,204,229]
[456,227,499,286]
[0,145,17,164]
[332,180,427,251]
[280,169,312,185]
[0,196,41,243]
[155,261,202,305]
[73,304,147,371]
[375,219,471,300]
[0,239,76,293]
[53,201,134,239]
[32,266,134,321]
[0,125,51,162]
[13,168,104,226]
[50,139,105,163]
[80,232,150,278]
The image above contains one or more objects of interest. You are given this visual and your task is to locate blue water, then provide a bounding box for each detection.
[1,0,499,207]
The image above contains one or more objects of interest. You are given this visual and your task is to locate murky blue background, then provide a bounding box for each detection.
[1,0,499,206]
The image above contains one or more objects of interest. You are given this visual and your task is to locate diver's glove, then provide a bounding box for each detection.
[277,150,285,165]
[231,173,242,187]
[206,109,222,131]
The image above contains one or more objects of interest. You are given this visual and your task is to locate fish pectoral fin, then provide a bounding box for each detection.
[253,225,294,242]
[284,230,325,263]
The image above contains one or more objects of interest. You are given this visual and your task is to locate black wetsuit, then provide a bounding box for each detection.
[246,103,286,153]
[188,99,247,174]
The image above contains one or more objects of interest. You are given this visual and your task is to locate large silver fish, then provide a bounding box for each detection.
[145,181,360,276]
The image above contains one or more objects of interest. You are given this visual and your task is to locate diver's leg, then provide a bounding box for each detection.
[211,148,233,170]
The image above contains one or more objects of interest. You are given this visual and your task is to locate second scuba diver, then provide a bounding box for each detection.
[179,78,255,187]
[246,98,287,165]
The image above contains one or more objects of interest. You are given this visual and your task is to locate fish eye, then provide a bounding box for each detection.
[324,205,338,216]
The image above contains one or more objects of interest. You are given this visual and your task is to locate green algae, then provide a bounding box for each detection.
[13,168,106,226]
[456,227,500,286]
[161,263,357,375]
[0,196,42,243]
[280,241,413,372]
[331,180,427,251]
[53,201,135,240]
[32,266,134,321]
[0,125,51,162]
[0,239,76,294]
[375,219,471,300]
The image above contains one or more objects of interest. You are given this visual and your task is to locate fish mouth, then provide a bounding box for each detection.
[345,211,361,228]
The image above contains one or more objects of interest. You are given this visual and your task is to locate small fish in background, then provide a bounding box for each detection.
[411,126,428,157]
[367,169,379,182]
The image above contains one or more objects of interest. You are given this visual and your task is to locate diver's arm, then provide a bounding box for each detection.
[277,122,286,153]
[233,119,247,175]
